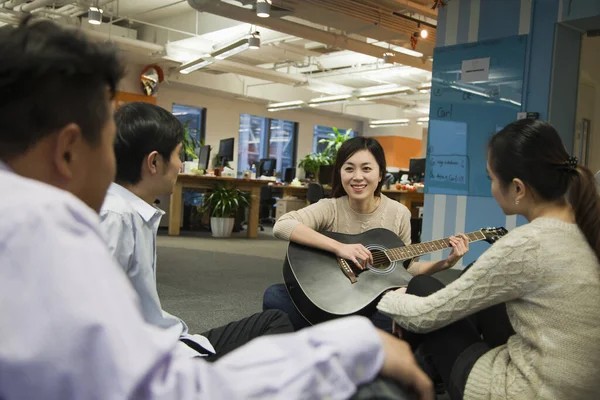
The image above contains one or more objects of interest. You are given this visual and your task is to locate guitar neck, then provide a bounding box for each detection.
[385,231,486,262]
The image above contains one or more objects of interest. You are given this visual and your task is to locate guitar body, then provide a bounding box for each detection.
[283,228,414,325]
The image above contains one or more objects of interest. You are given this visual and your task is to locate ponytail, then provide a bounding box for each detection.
[569,165,600,260]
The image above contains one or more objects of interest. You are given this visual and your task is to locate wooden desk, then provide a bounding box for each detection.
[169,174,270,238]
[381,189,424,218]
[280,185,424,217]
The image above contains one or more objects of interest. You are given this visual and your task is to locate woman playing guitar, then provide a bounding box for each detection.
[378,119,600,400]
[262,136,469,331]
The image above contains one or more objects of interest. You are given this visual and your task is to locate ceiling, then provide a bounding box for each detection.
[0,0,441,124]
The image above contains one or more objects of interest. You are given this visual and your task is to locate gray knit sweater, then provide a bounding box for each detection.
[378,218,600,399]
[273,194,412,245]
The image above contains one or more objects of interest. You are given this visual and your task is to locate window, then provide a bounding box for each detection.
[172,104,206,146]
[238,114,298,177]
[313,125,356,153]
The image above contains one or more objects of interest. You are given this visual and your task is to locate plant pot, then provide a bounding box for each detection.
[183,160,198,173]
[210,217,235,237]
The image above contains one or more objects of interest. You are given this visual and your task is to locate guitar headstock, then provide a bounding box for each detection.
[480,227,508,244]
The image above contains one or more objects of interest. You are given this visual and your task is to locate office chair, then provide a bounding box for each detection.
[258,186,276,230]
[307,182,325,204]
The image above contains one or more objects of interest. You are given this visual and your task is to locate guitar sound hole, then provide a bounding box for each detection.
[370,249,391,270]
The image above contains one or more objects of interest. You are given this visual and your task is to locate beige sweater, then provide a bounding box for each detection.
[274,194,412,244]
[378,218,600,400]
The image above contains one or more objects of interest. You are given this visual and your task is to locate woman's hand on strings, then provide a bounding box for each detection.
[335,243,373,269]
[445,233,470,268]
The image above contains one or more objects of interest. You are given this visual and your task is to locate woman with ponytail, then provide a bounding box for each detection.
[377,119,600,400]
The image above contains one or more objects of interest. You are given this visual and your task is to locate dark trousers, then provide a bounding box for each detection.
[403,275,514,400]
[182,309,294,362]
[263,283,394,333]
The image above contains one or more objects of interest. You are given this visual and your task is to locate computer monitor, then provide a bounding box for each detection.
[258,158,277,177]
[218,137,234,165]
[197,145,211,171]
[283,167,296,183]
[408,158,426,182]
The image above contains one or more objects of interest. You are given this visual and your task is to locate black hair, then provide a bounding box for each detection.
[331,136,387,198]
[114,102,185,185]
[489,119,600,260]
[0,16,124,160]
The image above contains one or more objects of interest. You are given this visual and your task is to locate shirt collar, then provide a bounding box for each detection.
[108,183,165,222]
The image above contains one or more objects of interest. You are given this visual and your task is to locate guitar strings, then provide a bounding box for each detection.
[364,231,489,265]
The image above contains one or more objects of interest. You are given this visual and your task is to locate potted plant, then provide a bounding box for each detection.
[319,127,353,161]
[298,153,326,180]
[317,127,353,185]
[298,127,353,184]
[181,121,202,173]
[200,184,250,237]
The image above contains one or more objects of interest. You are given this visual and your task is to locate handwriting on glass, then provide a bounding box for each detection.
[436,104,453,118]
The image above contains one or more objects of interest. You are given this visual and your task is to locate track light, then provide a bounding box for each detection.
[248,32,261,50]
[417,23,428,39]
[257,0,272,18]
[88,7,103,25]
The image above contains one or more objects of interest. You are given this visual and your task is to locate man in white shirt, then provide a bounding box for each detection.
[100,102,294,360]
[0,17,433,400]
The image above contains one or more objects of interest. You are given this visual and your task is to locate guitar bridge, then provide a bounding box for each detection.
[337,258,357,284]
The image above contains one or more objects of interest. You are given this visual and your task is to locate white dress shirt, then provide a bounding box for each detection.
[0,161,385,399]
[100,183,214,357]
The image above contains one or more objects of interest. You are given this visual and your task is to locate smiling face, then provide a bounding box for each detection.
[340,149,382,201]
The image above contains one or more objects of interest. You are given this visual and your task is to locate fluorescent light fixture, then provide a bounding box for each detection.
[88,7,103,25]
[358,86,411,101]
[416,117,429,122]
[308,94,352,107]
[179,59,213,74]
[369,118,410,126]
[267,105,303,112]
[214,41,249,60]
[257,0,272,18]
[369,123,408,128]
[267,100,305,111]
[419,89,430,93]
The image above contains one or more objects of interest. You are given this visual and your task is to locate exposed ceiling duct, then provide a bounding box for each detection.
[370,0,438,19]
[83,29,165,55]
[187,0,431,72]
[285,0,436,47]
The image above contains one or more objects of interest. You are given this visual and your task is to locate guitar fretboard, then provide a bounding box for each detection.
[385,231,485,262]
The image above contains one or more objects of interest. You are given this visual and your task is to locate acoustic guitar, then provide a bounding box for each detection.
[283,227,508,325]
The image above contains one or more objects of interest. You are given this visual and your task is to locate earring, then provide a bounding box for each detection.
[515,199,519,205]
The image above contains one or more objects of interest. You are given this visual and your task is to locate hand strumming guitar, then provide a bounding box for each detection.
[335,243,373,269]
